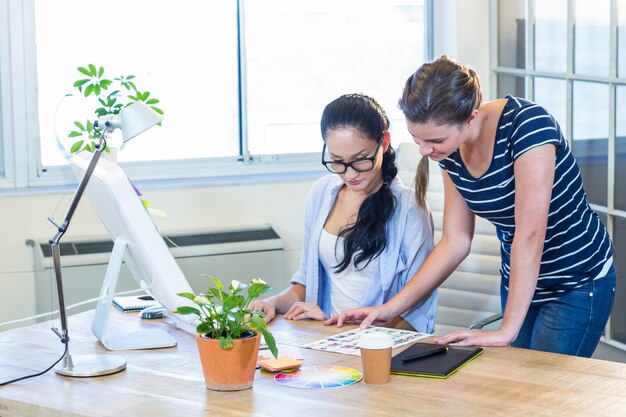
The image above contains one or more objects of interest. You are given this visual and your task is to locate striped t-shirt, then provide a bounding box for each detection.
[439,96,614,303]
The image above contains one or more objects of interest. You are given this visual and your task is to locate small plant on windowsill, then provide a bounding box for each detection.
[172,276,278,391]
[67,63,164,154]
[64,64,164,214]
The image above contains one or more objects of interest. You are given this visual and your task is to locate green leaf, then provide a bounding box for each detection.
[177,292,196,301]
[98,66,104,78]
[208,287,222,300]
[223,295,244,311]
[77,66,91,77]
[207,276,224,291]
[73,79,90,87]
[146,98,159,105]
[88,63,97,76]
[70,140,84,153]
[259,327,278,358]
[151,107,164,115]
[94,85,101,96]
[128,81,137,90]
[73,121,85,130]
[248,281,271,299]
[68,131,83,138]
[172,306,201,316]
[84,84,94,97]
[127,75,136,80]
[219,336,234,351]
[87,120,93,131]
[196,321,212,334]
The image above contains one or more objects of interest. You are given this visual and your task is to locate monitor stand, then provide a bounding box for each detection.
[91,236,177,350]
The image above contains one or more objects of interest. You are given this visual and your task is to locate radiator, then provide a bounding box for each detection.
[29,226,285,317]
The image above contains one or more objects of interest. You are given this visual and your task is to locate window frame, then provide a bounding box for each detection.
[0,0,433,191]
[491,0,626,352]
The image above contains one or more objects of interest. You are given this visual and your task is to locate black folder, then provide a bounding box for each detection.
[390,342,483,379]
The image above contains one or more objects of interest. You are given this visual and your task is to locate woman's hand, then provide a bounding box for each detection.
[324,305,396,328]
[248,300,276,323]
[284,302,327,321]
[433,328,516,347]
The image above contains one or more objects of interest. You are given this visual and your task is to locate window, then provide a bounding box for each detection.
[35,0,240,166]
[0,0,430,187]
[495,0,626,350]
[244,1,427,156]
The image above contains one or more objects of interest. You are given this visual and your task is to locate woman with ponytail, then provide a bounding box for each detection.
[249,93,438,332]
[330,56,615,358]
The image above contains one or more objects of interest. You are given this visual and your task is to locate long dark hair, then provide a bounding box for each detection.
[320,93,397,273]
[398,55,483,208]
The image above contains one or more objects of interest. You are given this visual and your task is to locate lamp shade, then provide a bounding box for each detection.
[119,101,164,142]
[96,101,163,142]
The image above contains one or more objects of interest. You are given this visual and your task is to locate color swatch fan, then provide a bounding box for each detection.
[274,365,362,389]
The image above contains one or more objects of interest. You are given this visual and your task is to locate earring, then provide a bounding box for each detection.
[467,124,471,129]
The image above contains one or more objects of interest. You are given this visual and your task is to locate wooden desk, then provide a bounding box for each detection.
[1,310,626,417]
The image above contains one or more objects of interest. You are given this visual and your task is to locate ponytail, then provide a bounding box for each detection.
[335,145,397,273]
[414,155,429,210]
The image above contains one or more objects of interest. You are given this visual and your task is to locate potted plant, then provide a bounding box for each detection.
[63,64,164,214]
[172,276,278,391]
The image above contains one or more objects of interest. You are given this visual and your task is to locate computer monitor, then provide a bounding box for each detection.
[70,151,196,350]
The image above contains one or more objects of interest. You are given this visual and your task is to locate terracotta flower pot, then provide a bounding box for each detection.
[195,331,261,391]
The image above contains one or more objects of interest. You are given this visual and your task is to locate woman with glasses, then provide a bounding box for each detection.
[329,57,615,357]
[249,93,438,332]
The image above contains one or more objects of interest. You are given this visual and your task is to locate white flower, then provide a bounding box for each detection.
[193,295,211,305]
[251,277,267,285]
[230,280,247,291]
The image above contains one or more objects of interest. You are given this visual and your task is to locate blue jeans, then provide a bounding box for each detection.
[501,264,616,357]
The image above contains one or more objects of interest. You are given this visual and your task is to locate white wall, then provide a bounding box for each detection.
[433,0,491,99]
[0,178,316,327]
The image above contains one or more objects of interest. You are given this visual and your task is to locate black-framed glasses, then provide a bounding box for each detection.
[321,140,382,174]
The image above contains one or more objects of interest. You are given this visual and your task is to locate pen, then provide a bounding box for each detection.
[401,346,448,362]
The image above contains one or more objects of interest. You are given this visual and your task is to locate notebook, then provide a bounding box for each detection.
[112,295,161,312]
[390,342,483,379]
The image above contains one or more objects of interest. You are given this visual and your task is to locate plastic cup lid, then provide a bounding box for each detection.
[358,332,393,349]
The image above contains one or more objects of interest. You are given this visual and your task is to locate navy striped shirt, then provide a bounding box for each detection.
[439,96,613,303]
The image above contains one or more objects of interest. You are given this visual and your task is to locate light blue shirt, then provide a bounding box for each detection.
[291,174,438,333]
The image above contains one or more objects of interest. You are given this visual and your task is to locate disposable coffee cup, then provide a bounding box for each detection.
[359,332,393,384]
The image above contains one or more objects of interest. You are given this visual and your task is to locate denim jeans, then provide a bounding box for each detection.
[501,264,616,357]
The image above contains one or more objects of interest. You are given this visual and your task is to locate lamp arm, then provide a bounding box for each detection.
[48,134,106,342]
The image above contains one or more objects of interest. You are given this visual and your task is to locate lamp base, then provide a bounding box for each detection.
[54,353,126,377]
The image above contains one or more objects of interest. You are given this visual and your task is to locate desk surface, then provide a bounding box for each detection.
[1,311,626,417]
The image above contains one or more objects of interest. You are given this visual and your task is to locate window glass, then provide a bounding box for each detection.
[244,0,426,155]
[619,0,626,77]
[35,0,239,166]
[534,0,567,73]
[617,86,626,210]
[612,217,626,345]
[497,74,525,98]
[574,0,610,77]
[572,81,609,206]
[534,78,567,129]
[497,0,526,69]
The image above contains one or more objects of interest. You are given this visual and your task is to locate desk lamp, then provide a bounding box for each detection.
[47,101,163,377]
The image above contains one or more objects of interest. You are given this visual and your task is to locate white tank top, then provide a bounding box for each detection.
[318,228,376,316]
